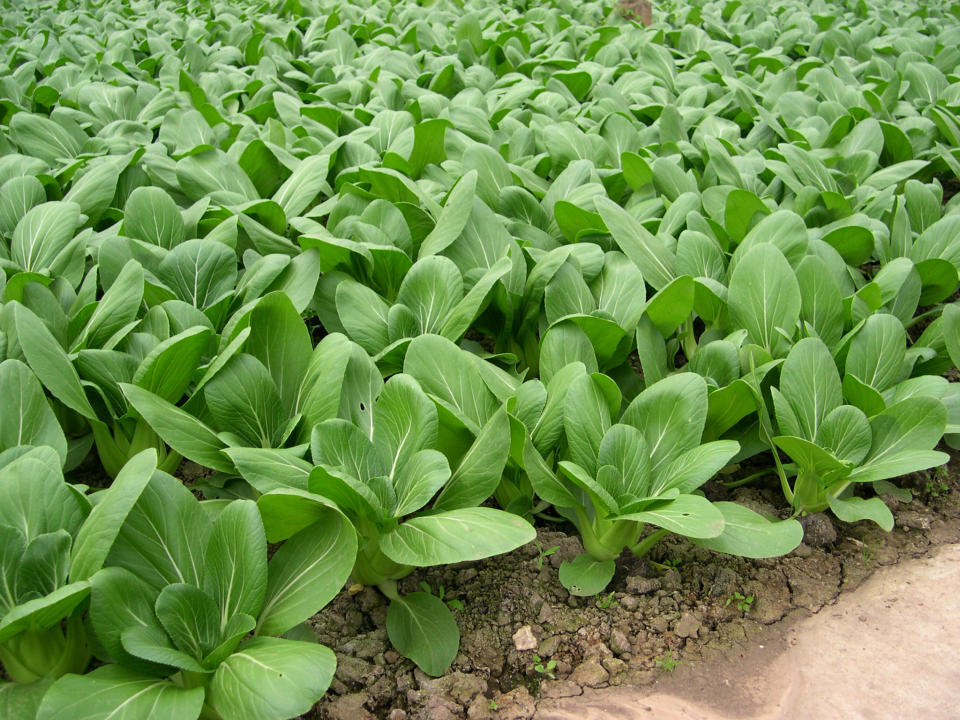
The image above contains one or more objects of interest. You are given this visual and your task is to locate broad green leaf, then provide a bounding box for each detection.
[37,666,204,720]
[379,508,535,566]
[0,359,66,464]
[248,292,312,417]
[827,495,894,531]
[208,638,335,720]
[70,449,156,581]
[595,196,675,290]
[386,591,458,677]
[558,554,616,597]
[622,373,707,480]
[692,502,803,557]
[106,470,210,590]
[727,244,801,357]
[14,303,97,420]
[122,384,233,473]
[404,334,498,434]
[123,187,185,250]
[203,500,267,628]
[618,494,725,539]
[257,510,356,637]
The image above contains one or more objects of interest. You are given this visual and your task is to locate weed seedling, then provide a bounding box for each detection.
[597,591,617,609]
[655,650,681,672]
[925,468,950,499]
[532,654,557,679]
[535,541,559,570]
[419,581,465,611]
[488,700,499,711]
[726,591,754,613]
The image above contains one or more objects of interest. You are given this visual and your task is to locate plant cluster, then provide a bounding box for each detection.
[0,0,958,716]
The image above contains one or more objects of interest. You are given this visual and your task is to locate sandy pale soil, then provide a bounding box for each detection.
[537,543,960,720]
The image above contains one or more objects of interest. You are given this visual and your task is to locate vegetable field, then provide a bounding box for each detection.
[1,0,959,717]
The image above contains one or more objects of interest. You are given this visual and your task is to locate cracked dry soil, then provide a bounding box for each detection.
[304,449,960,720]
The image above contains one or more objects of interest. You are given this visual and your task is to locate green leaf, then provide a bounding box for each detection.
[827,495,894,531]
[204,354,285,448]
[133,327,211,404]
[248,292,312,417]
[727,244,801,357]
[845,313,906,392]
[70,449,156,581]
[558,554,616,597]
[14,303,97,420]
[203,500,267,628]
[37,666,204,720]
[644,275,694,336]
[123,187,186,250]
[154,583,220,661]
[778,337,842,440]
[617,494,725,539]
[386,592,459,677]
[419,171,477,258]
[622,373,707,481]
[404,334,498,434]
[225,447,311,494]
[0,359,67,465]
[942,304,960,370]
[106,470,210,590]
[209,637,335,720]
[257,510,356,637]
[121,384,233,473]
[432,408,511,511]
[595,196,676,290]
[692,502,803,557]
[379,508,535,567]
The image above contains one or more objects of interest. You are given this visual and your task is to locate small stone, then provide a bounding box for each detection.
[495,686,537,720]
[326,693,374,720]
[537,603,555,623]
[335,656,379,686]
[569,658,609,687]
[388,710,407,720]
[708,567,739,597]
[626,575,661,594]
[458,567,478,583]
[660,568,681,592]
[620,594,639,610]
[512,625,538,651]
[609,628,631,655]
[674,612,701,639]
[800,513,837,547]
[550,536,584,567]
[539,679,583,698]
[602,656,627,677]
[895,511,932,530]
[384,650,400,664]
[649,615,670,633]
[538,635,560,656]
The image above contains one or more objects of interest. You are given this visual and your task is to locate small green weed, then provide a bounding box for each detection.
[419,581,465,611]
[488,700,499,711]
[597,591,617,609]
[535,541,559,570]
[726,591,754,612]
[532,654,557,679]
[925,468,950,499]
[655,650,681,672]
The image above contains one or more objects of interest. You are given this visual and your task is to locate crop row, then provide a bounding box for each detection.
[1,0,959,717]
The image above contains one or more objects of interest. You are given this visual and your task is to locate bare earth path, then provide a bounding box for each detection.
[536,543,960,720]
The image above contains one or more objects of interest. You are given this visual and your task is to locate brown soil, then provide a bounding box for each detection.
[537,542,960,719]
[306,450,960,720]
